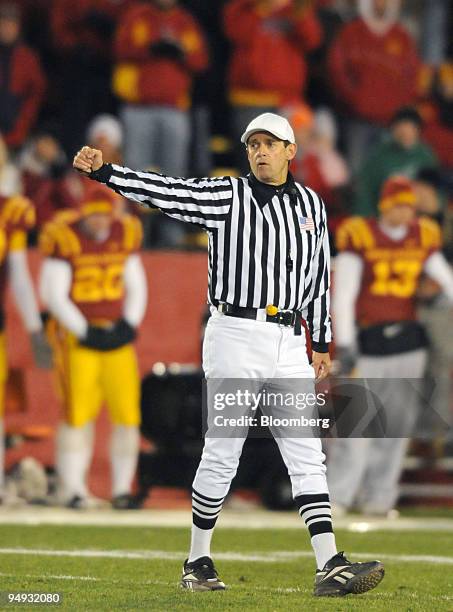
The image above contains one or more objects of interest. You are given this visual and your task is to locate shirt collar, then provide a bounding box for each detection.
[247,172,298,208]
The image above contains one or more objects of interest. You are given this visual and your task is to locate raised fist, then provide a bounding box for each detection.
[73,146,103,174]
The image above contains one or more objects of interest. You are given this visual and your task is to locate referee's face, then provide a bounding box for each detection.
[246,132,297,186]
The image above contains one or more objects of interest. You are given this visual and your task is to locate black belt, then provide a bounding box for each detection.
[216,303,302,335]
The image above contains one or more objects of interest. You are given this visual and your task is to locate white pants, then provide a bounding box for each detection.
[193,310,328,500]
[327,349,427,513]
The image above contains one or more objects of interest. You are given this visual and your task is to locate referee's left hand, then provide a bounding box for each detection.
[312,351,331,382]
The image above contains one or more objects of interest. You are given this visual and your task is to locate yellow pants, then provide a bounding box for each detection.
[48,322,140,428]
[0,333,7,417]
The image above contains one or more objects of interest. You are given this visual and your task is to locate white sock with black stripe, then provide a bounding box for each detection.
[296,493,337,569]
[188,488,224,562]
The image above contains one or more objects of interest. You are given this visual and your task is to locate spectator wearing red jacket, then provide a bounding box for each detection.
[0,3,46,150]
[327,0,421,171]
[224,0,322,172]
[113,0,208,175]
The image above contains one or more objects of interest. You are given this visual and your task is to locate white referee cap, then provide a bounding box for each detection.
[241,112,296,144]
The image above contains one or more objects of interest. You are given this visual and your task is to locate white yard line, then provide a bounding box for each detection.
[0,547,452,565]
[0,572,99,582]
[0,506,453,532]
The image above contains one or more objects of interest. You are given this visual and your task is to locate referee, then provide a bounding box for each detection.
[73,112,384,597]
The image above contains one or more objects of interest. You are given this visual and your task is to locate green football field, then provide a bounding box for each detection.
[0,524,452,611]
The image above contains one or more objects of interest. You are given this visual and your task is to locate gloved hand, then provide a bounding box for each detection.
[107,318,137,350]
[334,346,357,376]
[149,39,185,62]
[30,330,53,369]
[80,319,136,352]
[80,325,114,351]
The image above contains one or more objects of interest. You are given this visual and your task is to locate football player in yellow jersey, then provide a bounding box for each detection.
[39,182,147,509]
[328,177,453,516]
[0,194,52,503]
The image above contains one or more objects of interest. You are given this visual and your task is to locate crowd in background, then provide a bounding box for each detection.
[0,0,451,251]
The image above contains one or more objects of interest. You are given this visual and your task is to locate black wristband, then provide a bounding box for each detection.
[312,341,329,353]
[89,163,113,184]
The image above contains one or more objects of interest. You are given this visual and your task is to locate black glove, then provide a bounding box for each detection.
[334,346,357,376]
[80,325,114,351]
[149,39,185,62]
[107,318,137,350]
[80,319,136,352]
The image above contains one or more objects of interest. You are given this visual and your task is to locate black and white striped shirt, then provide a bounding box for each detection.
[91,164,332,349]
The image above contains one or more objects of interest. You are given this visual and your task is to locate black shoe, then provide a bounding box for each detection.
[65,495,106,510]
[111,493,143,510]
[66,495,87,509]
[180,556,226,591]
[314,551,384,597]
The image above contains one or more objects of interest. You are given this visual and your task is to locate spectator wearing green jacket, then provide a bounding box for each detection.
[354,107,438,217]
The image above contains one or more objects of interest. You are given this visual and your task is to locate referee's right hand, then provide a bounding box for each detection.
[73,146,103,174]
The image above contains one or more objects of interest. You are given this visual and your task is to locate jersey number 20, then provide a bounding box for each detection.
[72,264,124,302]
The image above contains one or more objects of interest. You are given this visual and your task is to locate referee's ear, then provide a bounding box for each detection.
[285,142,297,162]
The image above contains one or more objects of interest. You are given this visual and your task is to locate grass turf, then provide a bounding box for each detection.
[0,525,452,611]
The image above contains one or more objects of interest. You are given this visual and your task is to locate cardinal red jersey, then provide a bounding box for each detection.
[336,216,441,326]
[39,212,142,323]
[0,195,36,310]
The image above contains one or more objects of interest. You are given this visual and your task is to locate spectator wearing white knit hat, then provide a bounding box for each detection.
[87,114,124,166]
